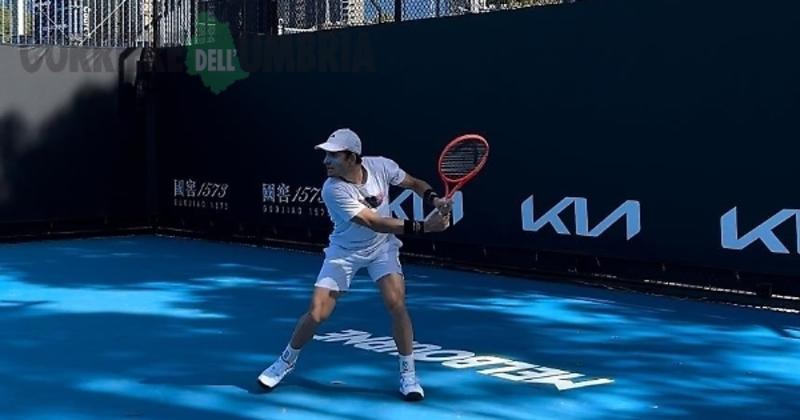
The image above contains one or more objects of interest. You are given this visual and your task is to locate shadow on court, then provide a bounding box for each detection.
[1,235,799,419]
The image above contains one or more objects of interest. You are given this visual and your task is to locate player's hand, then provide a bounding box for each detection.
[432,197,452,217]
[424,208,450,233]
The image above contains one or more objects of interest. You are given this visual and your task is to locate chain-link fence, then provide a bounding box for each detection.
[1,0,575,46]
[277,0,574,33]
[276,0,377,33]
[0,0,159,46]
[0,0,228,47]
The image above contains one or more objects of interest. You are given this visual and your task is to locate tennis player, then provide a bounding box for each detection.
[258,128,452,401]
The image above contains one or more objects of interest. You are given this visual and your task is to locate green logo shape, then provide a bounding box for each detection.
[186,12,249,94]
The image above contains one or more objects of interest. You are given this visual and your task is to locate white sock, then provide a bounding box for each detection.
[281,344,300,365]
[399,354,415,374]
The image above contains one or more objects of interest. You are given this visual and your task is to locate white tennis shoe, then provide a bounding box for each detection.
[257,357,295,389]
[399,372,425,401]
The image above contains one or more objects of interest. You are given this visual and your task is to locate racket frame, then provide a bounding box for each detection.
[437,134,490,199]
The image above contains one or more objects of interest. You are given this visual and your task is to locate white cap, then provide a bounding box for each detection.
[314,128,362,155]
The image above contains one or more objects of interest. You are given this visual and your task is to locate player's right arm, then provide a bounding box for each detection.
[323,181,449,235]
[352,208,449,234]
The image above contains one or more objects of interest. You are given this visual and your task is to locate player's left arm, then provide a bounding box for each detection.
[397,174,451,214]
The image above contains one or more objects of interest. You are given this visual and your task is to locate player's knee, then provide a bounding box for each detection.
[384,297,407,316]
[307,288,339,324]
[308,299,334,323]
[308,307,331,324]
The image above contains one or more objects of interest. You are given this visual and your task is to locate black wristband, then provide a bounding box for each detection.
[423,189,439,206]
[404,220,413,235]
[403,220,423,235]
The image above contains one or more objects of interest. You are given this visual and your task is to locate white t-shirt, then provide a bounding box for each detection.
[321,156,407,252]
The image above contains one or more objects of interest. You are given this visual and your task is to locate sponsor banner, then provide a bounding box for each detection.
[156,0,800,282]
[261,182,327,218]
[172,179,230,212]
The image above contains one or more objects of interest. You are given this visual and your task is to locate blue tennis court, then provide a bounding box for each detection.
[2,235,798,419]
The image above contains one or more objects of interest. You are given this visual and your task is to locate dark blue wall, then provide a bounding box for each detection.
[154,1,800,285]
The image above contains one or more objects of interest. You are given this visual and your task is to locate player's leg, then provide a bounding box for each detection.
[289,286,343,349]
[369,241,424,401]
[258,252,355,389]
[377,273,414,356]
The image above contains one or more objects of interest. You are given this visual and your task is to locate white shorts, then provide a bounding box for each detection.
[315,237,403,292]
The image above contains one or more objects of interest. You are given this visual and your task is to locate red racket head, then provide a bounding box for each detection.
[437,134,489,198]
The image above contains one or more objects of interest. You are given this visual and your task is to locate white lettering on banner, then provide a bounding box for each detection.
[195,49,237,72]
[196,50,207,72]
[721,207,800,254]
[82,7,91,41]
[227,50,237,71]
[314,329,614,391]
[172,178,230,212]
[261,182,327,217]
[521,196,641,240]
[208,50,217,70]
[277,183,291,203]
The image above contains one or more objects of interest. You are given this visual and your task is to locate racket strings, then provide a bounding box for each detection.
[440,141,488,179]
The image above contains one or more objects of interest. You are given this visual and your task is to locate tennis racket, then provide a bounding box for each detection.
[438,134,490,200]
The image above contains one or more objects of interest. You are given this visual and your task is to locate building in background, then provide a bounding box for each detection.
[341,0,364,25]
[279,0,366,32]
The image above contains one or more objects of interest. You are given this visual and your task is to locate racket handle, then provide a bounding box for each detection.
[444,185,461,200]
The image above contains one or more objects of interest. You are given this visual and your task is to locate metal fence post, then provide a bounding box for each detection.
[394,0,401,22]
[153,0,160,47]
